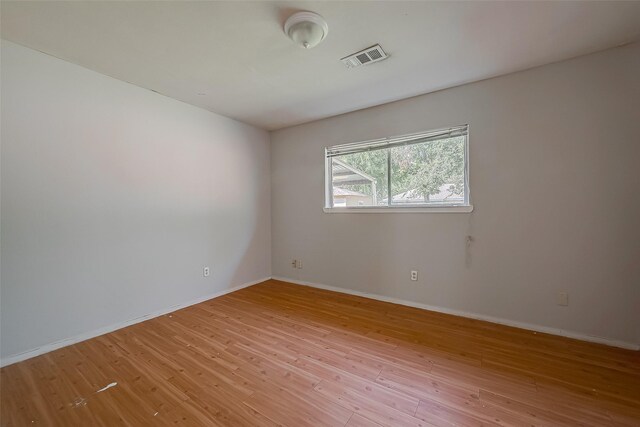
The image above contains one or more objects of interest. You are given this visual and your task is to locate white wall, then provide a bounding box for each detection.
[0,41,271,363]
[271,43,640,347]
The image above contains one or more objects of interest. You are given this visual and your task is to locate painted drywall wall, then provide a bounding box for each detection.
[0,40,271,362]
[271,43,640,346]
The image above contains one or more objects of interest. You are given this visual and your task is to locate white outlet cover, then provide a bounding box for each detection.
[557,292,569,306]
[203,267,210,277]
[410,271,418,281]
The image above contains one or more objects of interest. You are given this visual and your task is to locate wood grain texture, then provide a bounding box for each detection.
[1,279,639,426]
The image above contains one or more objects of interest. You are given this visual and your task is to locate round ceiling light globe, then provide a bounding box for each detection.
[284,12,328,49]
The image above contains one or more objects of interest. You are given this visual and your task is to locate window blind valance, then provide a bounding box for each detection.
[325,125,468,158]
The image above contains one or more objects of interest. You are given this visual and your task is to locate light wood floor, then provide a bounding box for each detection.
[1,280,639,426]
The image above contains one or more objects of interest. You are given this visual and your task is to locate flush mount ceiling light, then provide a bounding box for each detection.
[284,11,328,49]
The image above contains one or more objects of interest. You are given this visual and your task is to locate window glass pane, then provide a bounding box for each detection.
[331,150,388,207]
[389,136,465,205]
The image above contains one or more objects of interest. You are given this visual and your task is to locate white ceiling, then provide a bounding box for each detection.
[2,1,640,130]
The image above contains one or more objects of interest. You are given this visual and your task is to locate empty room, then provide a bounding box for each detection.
[1,1,639,426]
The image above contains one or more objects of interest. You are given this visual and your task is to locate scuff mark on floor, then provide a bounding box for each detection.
[96,382,117,393]
[70,397,87,407]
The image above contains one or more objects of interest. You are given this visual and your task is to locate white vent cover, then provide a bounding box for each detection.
[341,44,388,68]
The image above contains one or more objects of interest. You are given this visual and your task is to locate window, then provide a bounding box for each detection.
[325,125,471,212]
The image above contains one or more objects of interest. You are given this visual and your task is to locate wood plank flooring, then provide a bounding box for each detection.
[1,279,639,426]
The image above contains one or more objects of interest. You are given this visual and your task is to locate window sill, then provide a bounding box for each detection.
[323,205,474,214]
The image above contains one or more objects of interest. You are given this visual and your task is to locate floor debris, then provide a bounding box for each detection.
[96,382,117,393]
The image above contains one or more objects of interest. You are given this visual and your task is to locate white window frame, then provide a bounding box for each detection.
[324,125,473,213]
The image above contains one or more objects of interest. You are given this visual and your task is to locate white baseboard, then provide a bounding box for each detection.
[4,275,636,367]
[272,276,639,351]
[0,277,271,367]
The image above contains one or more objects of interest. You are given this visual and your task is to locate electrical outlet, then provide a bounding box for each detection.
[291,259,297,269]
[297,260,303,269]
[410,270,418,281]
[203,267,210,277]
[556,292,569,306]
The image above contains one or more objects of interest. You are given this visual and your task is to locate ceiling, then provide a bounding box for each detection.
[2,1,640,131]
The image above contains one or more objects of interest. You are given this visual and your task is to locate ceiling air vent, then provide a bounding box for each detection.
[341,44,388,68]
